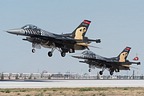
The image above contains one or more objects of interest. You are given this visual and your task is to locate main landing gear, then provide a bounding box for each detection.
[88,65,96,72]
[99,71,103,75]
[88,68,104,75]
[99,71,113,75]
[88,69,91,72]
[48,51,66,57]
[99,70,114,75]
[109,69,114,75]
[110,71,114,75]
[99,69,114,75]
[48,48,55,57]
[88,65,92,72]
[47,48,66,57]
[32,48,36,53]
[48,51,53,57]
[61,52,66,57]
[99,67,105,75]
[31,43,67,57]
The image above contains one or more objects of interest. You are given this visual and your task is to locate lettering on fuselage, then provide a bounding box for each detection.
[24,29,41,35]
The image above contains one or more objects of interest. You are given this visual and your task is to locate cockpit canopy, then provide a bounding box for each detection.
[21,24,40,30]
[81,51,96,58]
[82,50,96,56]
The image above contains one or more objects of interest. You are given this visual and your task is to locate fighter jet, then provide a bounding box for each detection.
[6,20,101,57]
[72,47,140,75]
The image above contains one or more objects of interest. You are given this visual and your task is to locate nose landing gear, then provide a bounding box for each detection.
[61,52,66,57]
[48,51,53,57]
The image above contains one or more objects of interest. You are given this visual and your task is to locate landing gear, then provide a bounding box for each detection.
[115,68,119,72]
[69,48,75,53]
[32,43,41,53]
[88,65,96,72]
[99,67,105,75]
[32,49,35,53]
[110,71,114,75]
[109,69,114,75]
[61,52,66,57]
[48,51,53,57]
[88,65,92,72]
[88,69,91,72]
[99,71,103,75]
[48,47,55,57]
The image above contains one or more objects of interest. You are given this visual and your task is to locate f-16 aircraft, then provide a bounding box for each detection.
[7,20,101,57]
[72,47,140,75]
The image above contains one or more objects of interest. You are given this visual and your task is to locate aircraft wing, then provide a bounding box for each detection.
[31,35,77,44]
[30,33,100,45]
[72,55,140,66]
[112,61,141,65]
[72,55,108,63]
[94,58,140,66]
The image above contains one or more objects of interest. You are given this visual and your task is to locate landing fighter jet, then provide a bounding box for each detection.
[7,20,101,57]
[72,47,140,75]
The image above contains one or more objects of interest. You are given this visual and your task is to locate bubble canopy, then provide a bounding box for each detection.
[21,24,39,30]
[82,50,95,55]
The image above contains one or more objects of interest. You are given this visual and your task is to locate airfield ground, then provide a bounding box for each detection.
[0,87,144,96]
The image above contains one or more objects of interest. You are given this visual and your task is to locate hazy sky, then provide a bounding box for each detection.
[0,0,144,75]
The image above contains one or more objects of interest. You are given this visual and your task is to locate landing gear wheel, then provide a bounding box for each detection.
[48,51,52,57]
[69,49,74,53]
[88,69,91,72]
[99,71,103,75]
[61,52,66,57]
[115,69,119,72]
[110,71,114,75]
[32,49,35,53]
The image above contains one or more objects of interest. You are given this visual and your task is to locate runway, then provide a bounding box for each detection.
[0,80,144,88]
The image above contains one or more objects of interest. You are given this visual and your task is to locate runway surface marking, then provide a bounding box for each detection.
[0,80,144,88]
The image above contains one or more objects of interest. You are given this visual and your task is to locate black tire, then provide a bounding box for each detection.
[32,49,35,53]
[110,71,114,75]
[69,49,74,53]
[61,52,66,57]
[115,69,119,72]
[48,52,52,57]
[88,69,91,72]
[99,71,103,75]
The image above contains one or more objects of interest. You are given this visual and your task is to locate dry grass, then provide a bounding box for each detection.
[0,87,144,96]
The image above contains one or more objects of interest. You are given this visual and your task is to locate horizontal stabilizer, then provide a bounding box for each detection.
[79,61,86,63]
[88,39,101,43]
[130,62,141,65]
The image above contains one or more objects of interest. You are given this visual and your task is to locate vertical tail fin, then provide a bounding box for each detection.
[118,47,131,62]
[72,20,91,40]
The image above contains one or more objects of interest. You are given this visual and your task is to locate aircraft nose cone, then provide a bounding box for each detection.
[71,54,83,59]
[6,29,23,35]
[6,29,19,34]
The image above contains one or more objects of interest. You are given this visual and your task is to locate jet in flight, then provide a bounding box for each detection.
[72,47,140,75]
[7,20,101,57]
